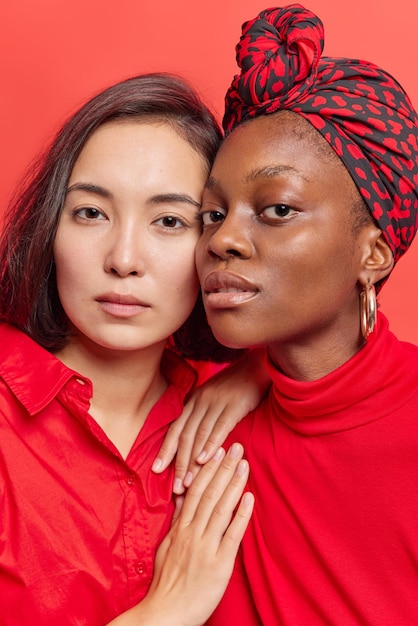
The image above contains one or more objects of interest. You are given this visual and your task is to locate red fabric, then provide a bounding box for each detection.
[187,359,228,386]
[223,5,418,266]
[0,323,196,625]
[209,314,418,625]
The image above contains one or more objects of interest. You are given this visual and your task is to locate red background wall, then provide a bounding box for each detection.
[1,0,417,342]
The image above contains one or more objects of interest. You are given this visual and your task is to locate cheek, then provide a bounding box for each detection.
[158,251,200,332]
[158,240,200,298]
[54,262,85,308]
[53,238,72,291]
[277,228,343,280]
[53,235,93,298]
[195,236,208,280]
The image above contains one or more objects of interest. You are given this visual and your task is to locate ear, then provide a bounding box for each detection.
[358,226,394,287]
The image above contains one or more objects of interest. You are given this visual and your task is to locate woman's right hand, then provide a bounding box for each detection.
[107,443,254,626]
[152,347,270,494]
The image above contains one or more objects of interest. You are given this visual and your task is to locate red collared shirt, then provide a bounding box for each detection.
[0,323,196,625]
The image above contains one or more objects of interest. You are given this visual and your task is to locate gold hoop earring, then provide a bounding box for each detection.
[360,282,377,341]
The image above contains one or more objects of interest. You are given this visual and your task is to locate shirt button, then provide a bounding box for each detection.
[126,475,136,486]
[136,561,145,575]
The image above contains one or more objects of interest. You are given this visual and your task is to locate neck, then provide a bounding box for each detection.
[268,321,365,382]
[55,339,168,458]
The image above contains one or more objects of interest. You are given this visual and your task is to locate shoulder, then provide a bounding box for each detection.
[0,323,77,416]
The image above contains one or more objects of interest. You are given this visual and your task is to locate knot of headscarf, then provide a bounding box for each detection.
[223,3,418,264]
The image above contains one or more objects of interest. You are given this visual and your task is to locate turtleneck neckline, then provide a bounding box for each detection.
[266,313,416,435]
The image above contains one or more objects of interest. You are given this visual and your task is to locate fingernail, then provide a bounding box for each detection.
[242,492,254,507]
[196,450,207,463]
[213,447,224,461]
[173,477,184,493]
[183,471,193,487]
[236,459,248,476]
[152,458,163,472]
[228,443,242,459]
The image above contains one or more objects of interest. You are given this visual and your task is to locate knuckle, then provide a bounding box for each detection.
[221,454,238,471]
[195,423,213,439]
[213,502,226,518]
[178,430,194,445]
[205,433,223,449]
[175,461,188,475]
[167,419,183,435]
[202,485,220,503]
[215,415,238,433]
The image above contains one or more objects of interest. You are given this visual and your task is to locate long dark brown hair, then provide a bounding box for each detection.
[0,72,241,362]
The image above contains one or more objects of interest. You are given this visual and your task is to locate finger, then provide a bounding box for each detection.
[183,407,237,488]
[170,495,185,528]
[218,491,254,561]
[172,409,205,493]
[152,405,193,474]
[185,443,245,531]
[172,398,226,493]
[175,414,215,492]
[186,409,222,465]
[183,407,236,489]
[194,410,237,465]
[176,446,227,525]
[203,455,250,539]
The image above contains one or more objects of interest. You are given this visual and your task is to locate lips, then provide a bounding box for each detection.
[203,271,258,308]
[96,293,148,306]
[96,293,150,318]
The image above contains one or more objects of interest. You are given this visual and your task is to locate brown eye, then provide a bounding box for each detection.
[154,215,187,229]
[162,216,180,228]
[200,210,226,225]
[75,207,106,220]
[260,204,296,220]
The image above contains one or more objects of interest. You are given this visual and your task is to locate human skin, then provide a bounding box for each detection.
[53,120,206,456]
[49,117,255,624]
[54,120,204,356]
[107,443,254,626]
[196,111,393,382]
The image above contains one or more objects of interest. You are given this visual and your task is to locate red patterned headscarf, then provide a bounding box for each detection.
[223,4,418,263]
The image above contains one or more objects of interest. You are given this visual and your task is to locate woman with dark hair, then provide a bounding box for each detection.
[193,5,418,624]
[0,72,260,625]
[1,72,224,357]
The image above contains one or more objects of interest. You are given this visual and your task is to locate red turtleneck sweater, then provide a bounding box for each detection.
[209,313,418,625]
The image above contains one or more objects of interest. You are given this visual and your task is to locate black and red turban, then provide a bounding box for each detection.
[223,4,418,264]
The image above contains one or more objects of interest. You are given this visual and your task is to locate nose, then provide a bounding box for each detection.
[205,209,252,261]
[104,221,145,277]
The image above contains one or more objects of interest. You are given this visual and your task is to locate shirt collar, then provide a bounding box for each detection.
[0,323,198,416]
[0,323,88,415]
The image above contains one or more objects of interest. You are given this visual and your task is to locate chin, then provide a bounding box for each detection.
[210,327,251,351]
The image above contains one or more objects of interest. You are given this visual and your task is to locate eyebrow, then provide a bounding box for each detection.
[206,164,308,189]
[148,193,201,209]
[66,185,201,208]
[245,165,306,183]
[66,182,113,199]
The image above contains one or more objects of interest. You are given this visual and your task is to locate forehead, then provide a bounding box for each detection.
[71,120,207,181]
[209,112,356,197]
[79,120,189,158]
[220,112,337,165]
[66,120,209,207]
